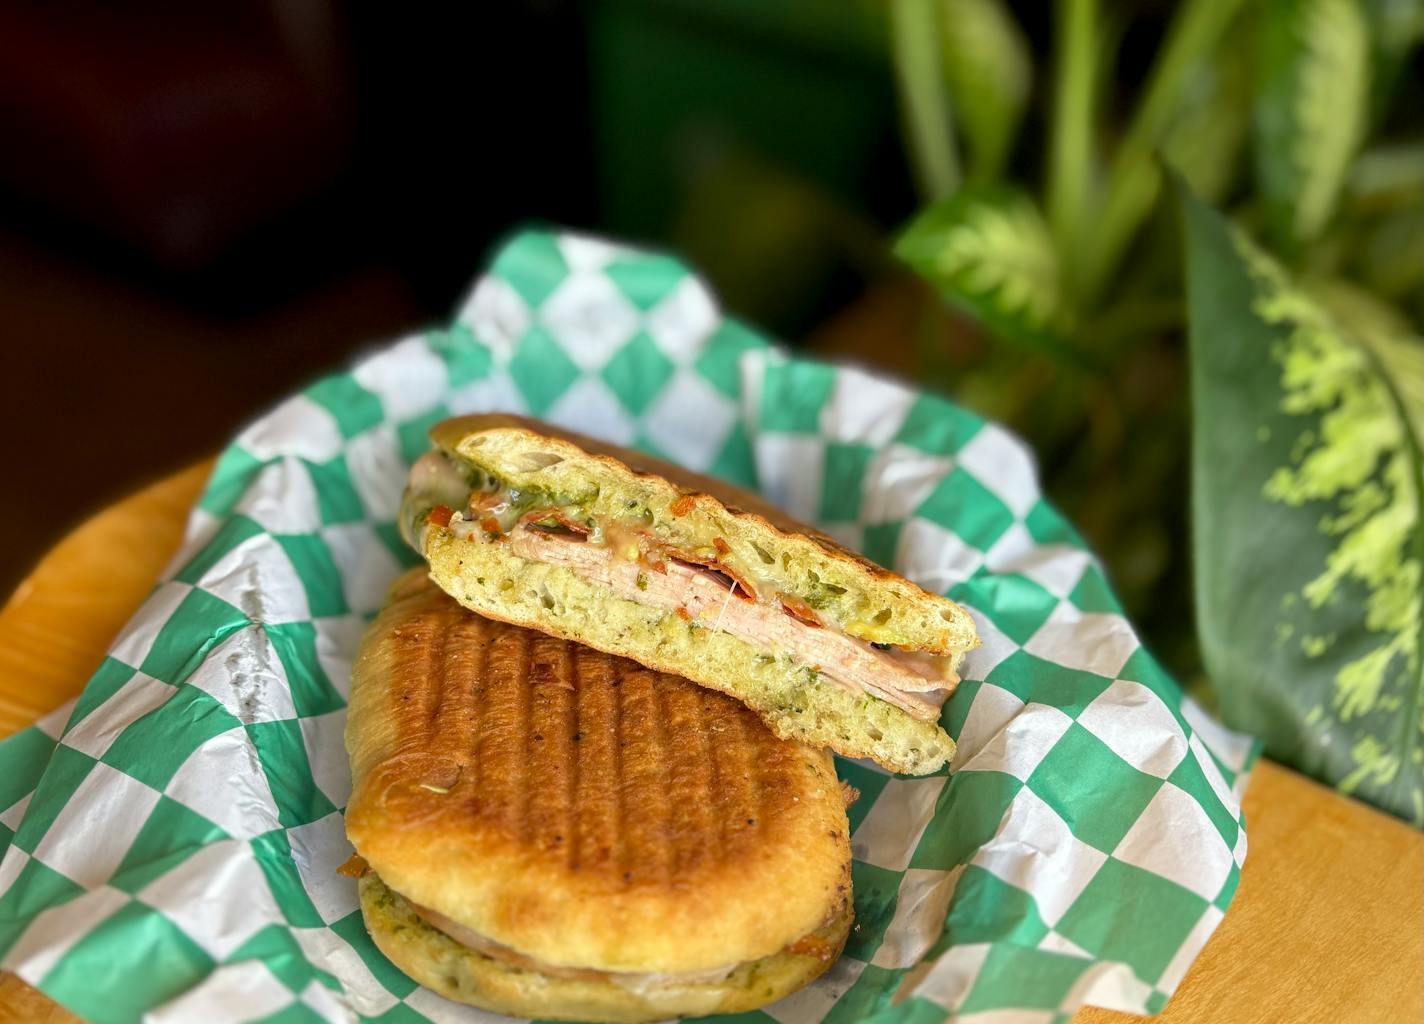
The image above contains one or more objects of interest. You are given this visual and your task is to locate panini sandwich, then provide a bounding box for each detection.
[401,414,978,775]
[345,570,853,1022]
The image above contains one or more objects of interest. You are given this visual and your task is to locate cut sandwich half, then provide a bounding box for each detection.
[346,570,853,1022]
[401,414,979,775]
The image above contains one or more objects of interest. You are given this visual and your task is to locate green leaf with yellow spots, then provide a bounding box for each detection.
[1183,188,1423,825]
[895,184,1071,354]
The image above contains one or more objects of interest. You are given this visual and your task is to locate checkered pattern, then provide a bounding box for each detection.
[0,230,1255,1024]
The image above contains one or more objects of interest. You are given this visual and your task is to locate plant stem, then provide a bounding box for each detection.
[1081,0,1246,304]
[1047,0,1099,292]
[890,0,961,201]
[1087,296,1185,350]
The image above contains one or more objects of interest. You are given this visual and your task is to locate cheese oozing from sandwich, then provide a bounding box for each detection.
[408,451,957,721]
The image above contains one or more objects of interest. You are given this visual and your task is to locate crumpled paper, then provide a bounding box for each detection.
[0,229,1256,1024]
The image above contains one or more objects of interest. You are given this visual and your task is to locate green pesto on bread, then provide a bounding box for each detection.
[400,414,979,775]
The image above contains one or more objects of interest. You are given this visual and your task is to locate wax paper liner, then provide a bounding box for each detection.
[0,230,1257,1024]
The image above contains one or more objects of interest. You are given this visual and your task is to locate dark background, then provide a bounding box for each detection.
[0,1,950,596]
[10,2,1225,663]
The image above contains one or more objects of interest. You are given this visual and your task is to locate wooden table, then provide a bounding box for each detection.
[1,466,1420,1024]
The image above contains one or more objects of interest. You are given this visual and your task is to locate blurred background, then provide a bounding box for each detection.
[0,0,906,598]
[2,1,1422,816]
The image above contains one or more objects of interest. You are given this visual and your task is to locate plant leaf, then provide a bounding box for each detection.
[1183,187,1424,825]
[895,185,1071,352]
[1253,0,1371,249]
[1161,20,1254,202]
[937,0,1031,180]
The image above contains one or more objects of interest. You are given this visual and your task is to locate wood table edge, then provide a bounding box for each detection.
[0,465,1420,1024]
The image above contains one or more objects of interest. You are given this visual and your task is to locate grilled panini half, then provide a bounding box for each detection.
[401,414,978,774]
[345,570,853,1023]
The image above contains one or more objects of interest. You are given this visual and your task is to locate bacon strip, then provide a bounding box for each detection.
[517,508,592,537]
[778,594,822,627]
[337,853,370,878]
[666,549,757,600]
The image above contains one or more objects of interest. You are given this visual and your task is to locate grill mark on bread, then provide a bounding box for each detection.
[348,572,855,973]
[526,635,576,859]
[425,609,453,746]
[719,689,757,855]
[650,677,681,881]
[391,609,814,883]
[618,667,672,885]
[749,705,768,850]
[562,637,579,868]
[611,648,627,884]
[403,611,444,733]
[701,687,731,856]
[747,718,816,852]
[563,643,580,871]
[437,610,484,792]
[773,730,808,831]
[662,677,713,878]
[570,644,617,875]
[710,691,758,852]
[479,623,531,838]
[465,612,486,818]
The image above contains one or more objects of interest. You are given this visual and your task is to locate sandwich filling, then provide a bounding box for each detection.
[406,451,957,721]
[383,878,845,990]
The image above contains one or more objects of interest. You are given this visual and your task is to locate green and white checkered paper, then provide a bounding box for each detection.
[0,231,1255,1024]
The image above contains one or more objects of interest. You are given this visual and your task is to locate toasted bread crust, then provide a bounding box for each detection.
[428,414,979,655]
[422,533,956,773]
[345,570,852,975]
[360,873,852,1023]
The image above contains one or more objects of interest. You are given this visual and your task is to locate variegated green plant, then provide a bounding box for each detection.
[1186,191,1422,823]
[889,0,1424,821]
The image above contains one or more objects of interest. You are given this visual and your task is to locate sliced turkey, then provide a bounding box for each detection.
[508,528,953,721]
